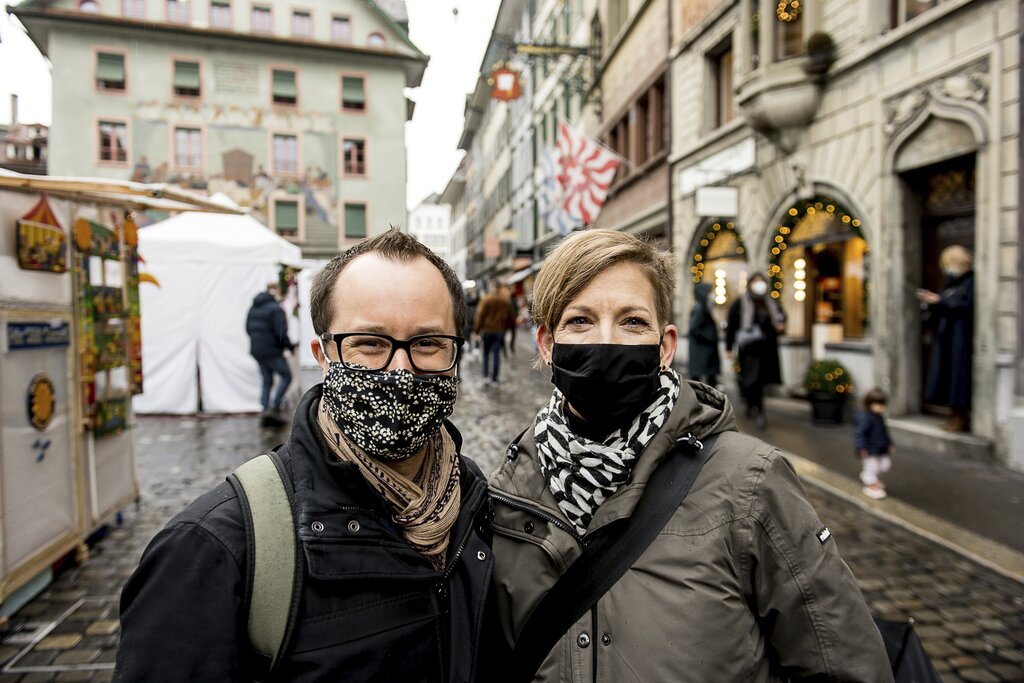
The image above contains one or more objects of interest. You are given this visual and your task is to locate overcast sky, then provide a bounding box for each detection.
[0,1,500,210]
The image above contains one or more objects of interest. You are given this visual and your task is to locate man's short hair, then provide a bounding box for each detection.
[310,227,467,337]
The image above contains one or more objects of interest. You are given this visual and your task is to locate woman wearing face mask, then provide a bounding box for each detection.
[916,245,974,432]
[687,281,721,388]
[487,229,891,683]
[725,273,785,429]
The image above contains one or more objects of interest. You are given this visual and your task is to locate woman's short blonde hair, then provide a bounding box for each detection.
[939,244,973,274]
[532,229,675,333]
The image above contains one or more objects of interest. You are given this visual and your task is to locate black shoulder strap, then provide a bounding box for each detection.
[507,432,720,683]
[227,450,304,682]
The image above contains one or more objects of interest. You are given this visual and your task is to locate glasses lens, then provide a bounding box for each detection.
[339,334,393,371]
[408,336,458,372]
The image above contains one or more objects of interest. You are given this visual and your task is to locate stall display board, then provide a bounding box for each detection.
[71,214,142,527]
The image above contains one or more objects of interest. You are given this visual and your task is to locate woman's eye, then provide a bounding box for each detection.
[565,316,589,326]
[624,317,650,328]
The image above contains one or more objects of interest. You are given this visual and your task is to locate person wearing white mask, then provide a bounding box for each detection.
[725,273,785,429]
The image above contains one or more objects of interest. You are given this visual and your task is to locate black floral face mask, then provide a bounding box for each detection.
[320,364,459,461]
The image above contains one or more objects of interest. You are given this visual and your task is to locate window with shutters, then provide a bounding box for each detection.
[341,75,366,112]
[709,39,734,128]
[331,16,351,42]
[273,198,300,238]
[172,59,201,98]
[272,133,298,174]
[166,0,189,23]
[292,10,312,37]
[272,68,297,106]
[210,1,231,28]
[96,51,126,91]
[251,5,271,32]
[98,120,128,164]
[344,203,367,239]
[122,0,145,19]
[343,138,366,176]
[173,126,202,169]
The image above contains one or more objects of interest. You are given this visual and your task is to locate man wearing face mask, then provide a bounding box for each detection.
[114,229,495,682]
[488,230,889,683]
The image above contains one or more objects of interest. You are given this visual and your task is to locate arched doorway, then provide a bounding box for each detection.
[688,219,749,319]
[767,198,870,354]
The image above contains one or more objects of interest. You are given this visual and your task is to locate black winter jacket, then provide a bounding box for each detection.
[113,385,495,683]
[246,292,291,359]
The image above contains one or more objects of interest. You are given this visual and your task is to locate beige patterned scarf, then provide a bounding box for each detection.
[317,402,460,571]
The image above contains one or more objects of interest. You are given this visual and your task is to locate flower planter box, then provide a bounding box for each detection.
[809,392,846,424]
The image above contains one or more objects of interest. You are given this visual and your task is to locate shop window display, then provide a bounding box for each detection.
[689,220,749,319]
[768,199,869,341]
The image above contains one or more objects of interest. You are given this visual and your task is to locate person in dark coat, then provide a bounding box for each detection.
[687,281,721,387]
[917,245,974,432]
[113,230,496,682]
[725,273,785,429]
[245,283,294,420]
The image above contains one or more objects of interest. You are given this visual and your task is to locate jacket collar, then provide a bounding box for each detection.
[490,380,737,532]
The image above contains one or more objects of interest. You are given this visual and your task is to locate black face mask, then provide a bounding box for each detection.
[550,343,662,426]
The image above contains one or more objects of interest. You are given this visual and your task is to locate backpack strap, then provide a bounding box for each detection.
[228,452,303,681]
[506,432,720,683]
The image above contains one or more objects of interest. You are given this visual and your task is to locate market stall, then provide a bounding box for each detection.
[131,210,303,414]
[0,169,238,621]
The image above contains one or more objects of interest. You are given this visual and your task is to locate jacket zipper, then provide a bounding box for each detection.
[489,491,586,545]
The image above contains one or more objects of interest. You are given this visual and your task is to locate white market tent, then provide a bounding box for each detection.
[132,210,303,414]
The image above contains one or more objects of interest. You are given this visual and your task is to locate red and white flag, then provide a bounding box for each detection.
[554,121,621,226]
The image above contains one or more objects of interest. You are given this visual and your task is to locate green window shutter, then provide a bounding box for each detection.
[97,53,125,84]
[273,70,297,99]
[173,61,201,90]
[275,200,299,233]
[342,76,365,106]
[344,204,366,238]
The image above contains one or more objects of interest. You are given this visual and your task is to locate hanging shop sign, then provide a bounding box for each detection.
[696,186,739,217]
[27,373,56,431]
[489,65,522,101]
[7,321,72,350]
[16,194,67,273]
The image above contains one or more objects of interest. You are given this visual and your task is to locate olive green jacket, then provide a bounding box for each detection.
[489,381,892,682]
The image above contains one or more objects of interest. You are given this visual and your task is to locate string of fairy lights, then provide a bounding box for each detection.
[691,200,864,303]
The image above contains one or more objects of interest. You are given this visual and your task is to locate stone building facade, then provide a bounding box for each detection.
[13,0,425,258]
[670,0,1021,464]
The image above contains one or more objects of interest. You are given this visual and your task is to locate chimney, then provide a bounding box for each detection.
[10,94,17,125]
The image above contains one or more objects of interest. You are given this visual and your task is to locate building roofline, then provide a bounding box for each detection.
[9,5,429,85]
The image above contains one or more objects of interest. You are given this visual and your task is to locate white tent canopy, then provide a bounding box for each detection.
[132,211,303,414]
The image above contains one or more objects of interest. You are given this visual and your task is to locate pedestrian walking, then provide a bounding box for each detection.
[113,230,495,682]
[855,387,895,500]
[725,273,785,429]
[916,245,974,432]
[473,282,516,384]
[245,282,294,426]
[687,281,721,387]
[487,229,891,683]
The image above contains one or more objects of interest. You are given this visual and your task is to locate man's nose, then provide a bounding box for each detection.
[388,346,415,372]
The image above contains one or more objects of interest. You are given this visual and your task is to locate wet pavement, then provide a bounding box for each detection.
[1,340,1023,682]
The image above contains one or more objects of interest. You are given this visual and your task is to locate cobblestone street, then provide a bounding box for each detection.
[1,345,1022,682]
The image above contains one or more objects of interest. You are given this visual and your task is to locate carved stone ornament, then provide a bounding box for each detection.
[884,60,990,139]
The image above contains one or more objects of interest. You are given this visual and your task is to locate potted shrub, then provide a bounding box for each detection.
[804,31,836,76]
[803,359,853,423]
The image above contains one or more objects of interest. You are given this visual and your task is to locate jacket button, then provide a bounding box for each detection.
[577,633,590,648]
[347,520,360,533]
[311,521,324,533]
[601,633,611,646]
[524,521,535,534]
[476,550,487,561]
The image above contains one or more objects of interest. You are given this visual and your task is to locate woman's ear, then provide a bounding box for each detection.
[659,324,678,370]
[537,324,554,365]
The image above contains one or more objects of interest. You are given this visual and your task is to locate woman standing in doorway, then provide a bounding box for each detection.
[725,273,785,429]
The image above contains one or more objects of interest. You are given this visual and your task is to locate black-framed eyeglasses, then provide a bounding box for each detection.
[320,332,464,373]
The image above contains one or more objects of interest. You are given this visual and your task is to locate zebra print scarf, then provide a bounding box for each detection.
[535,369,681,536]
